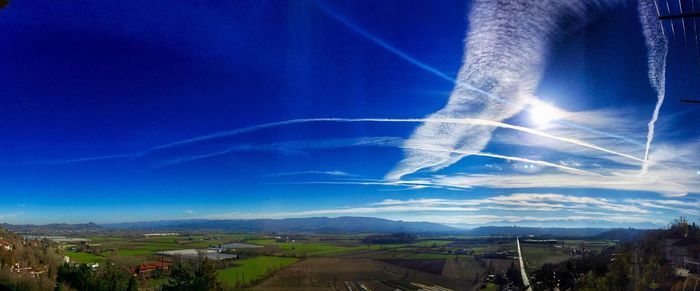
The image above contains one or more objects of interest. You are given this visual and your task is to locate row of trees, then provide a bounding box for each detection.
[56,262,138,291]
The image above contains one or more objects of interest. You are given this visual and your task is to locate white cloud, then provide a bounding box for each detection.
[202,192,673,225]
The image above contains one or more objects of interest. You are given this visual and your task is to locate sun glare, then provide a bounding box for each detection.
[529,100,564,125]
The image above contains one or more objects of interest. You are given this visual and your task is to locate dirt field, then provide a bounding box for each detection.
[481,258,517,273]
[380,259,446,275]
[252,258,400,290]
[442,256,486,281]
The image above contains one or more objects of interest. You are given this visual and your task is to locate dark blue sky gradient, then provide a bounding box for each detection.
[0,0,698,224]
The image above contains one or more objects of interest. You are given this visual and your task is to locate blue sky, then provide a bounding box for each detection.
[0,0,699,227]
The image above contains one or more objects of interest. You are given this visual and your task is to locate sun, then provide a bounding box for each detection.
[529,100,565,125]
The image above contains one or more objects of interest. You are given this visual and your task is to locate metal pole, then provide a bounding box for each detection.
[660,12,700,20]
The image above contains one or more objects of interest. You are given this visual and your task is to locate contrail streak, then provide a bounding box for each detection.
[27,117,642,168]
[317,0,625,180]
[316,0,646,156]
[156,136,599,176]
[17,154,135,165]
[556,120,644,147]
[639,0,668,174]
[151,118,642,163]
[312,1,455,84]
[402,146,600,176]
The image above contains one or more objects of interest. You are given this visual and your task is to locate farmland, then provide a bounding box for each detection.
[521,245,571,273]
[65,250,106,264]
[52,232,618,290]
[217,256,299,287]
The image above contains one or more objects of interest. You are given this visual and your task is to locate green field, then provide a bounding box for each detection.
[80,234,250,258]
[243,238,456,257]
[116,249,155,257]
[413,240,453,247]
[217,256,299,287]
[245,239,368,256]
[66,250,106,264]
[405,253,457,259]
[55,233,618,290]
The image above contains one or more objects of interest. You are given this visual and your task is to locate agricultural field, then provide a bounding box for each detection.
[217,256,299,288]
[380,259,446,275]
[520,240,614,273]
[55,232,617,290]
[64,233,250,265]
[242,238,456,257]
[244,239,368,257]
[252,257,401,290]
[65,250,106,264]
[521,245,572,273]
[442,256,484,279]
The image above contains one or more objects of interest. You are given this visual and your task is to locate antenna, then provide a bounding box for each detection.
[657,0,700,104]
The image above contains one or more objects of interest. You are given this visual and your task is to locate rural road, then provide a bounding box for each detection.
[516,238,533,291]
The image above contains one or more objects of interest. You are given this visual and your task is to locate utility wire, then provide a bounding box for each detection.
[660,0,687,101]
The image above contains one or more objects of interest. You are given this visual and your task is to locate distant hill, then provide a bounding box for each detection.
[0,222,103,234]
[467,225,659,238]
[468,226,611,237]
[592,228,652,242]
[462,219,663,229]
[2,217,664,236]
[102,217,457,233]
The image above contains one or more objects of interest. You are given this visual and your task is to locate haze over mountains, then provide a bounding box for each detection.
[2,216,660,238]
[462,218,663,229]
[103,217,456,233]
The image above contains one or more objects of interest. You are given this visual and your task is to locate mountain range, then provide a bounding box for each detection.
[2,216,661,238]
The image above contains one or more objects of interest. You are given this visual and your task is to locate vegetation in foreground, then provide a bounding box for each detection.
[529,217,699,291]
[1,217,698,290]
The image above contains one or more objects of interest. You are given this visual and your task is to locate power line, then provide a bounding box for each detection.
[658,0,700,104]
[658,0,688,102]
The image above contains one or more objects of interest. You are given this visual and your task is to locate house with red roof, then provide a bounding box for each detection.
[133,261,171,276]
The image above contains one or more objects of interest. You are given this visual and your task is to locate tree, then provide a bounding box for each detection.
[94,263,133,291]
[671,216,689,235]
[164,258,220,291]
[192,258,220,291]
[163,262,193,291]
[126,276,138,291]
[606,252,631,291]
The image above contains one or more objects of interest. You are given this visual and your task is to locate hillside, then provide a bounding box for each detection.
[0,227,62,290]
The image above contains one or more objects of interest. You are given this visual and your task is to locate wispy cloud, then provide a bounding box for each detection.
[27,118,642,172]
[201,193,672,226]
[373,193,649,214]
[385,1,606,180]
[19,154,136,165]
[638,0,668,174]
[14,1,699,227]
[265,170,354,177]
[625,198,700,215]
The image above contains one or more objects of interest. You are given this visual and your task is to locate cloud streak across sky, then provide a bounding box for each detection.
[8,0,699,226]
[386,1,598,180]
[202,192,699,227]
